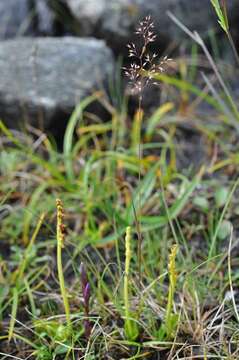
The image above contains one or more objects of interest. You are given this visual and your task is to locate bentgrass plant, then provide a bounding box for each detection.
[124,16,172,281]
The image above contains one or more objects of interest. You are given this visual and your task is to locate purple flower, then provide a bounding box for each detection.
[80,262,88,289]
[80,262,92,339]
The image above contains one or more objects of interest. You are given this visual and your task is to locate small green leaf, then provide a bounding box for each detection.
[193,196,209,212]
[54,344,69,355]
[156,324,166,341]
[55,324,70,342]
[215,187,229,208]
[217,220,232,240]
[124,317,139,341]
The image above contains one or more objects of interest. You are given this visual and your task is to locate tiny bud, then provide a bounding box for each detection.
[83,283,91,304]
[80,262,88,288]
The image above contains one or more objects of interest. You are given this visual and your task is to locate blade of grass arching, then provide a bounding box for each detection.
[169,168,204,218]
[200,72,238,130]
[167,12,239,122]
[71,133,93,155]
[126,162,160,222]
[0,333,38,350]
[153,74,221,110]
[24,278,37,318]
[97,151,140,172]
[0,121,23,148]
[0,125,67,187]
[208,178,239,260]
[23,183,48,245]
[195,33,239,121]
[2,264,48,314]
[145,102,174,140]
[140,216,169,231]
[77,122,112,136]
[141,167,204,231]
[0,189,13,206]
[8,287,18,341]
[98,169,203,245]
[63,93,102,181]
[96,226,126,246]
[26,153,69,188]
[95,151,157,174]
[15,213,45,282]
[201,72,234,116]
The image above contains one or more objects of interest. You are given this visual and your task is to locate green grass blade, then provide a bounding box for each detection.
[63,93,101,180]
[8,288,18,341]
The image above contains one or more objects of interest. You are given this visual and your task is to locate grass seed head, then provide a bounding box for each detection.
[124,15,172,96]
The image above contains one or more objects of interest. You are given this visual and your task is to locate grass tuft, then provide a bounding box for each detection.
[1,9,239,358]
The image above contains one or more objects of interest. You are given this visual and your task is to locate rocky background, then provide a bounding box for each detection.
[0,0,239,134]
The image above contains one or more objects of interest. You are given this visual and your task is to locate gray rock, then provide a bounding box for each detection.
[65,0,239,50]
[0,0,56,39]
[0,37,114,128]
[0,0,31,39]
[34,0,56,35]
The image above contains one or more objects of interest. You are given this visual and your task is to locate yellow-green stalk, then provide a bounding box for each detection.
[165,244,178,338]
[124,226,139,340]
[124,227,131,321]
[56,199,71,330]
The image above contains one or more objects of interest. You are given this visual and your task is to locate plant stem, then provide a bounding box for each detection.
[56,199,71,330]
[124,226,131,322]
[227,31,239,67]
[165,244,178,338]
[124,226,139,340]
[136,95,143,284]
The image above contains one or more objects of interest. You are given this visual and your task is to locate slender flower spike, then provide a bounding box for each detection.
[56,199,65,248]
[56,199,71,330]
[168,244,178,289]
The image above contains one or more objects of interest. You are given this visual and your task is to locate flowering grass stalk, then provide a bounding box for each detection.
[124,16,172,282]
[158,244,178,340]
[56,199,71,331]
